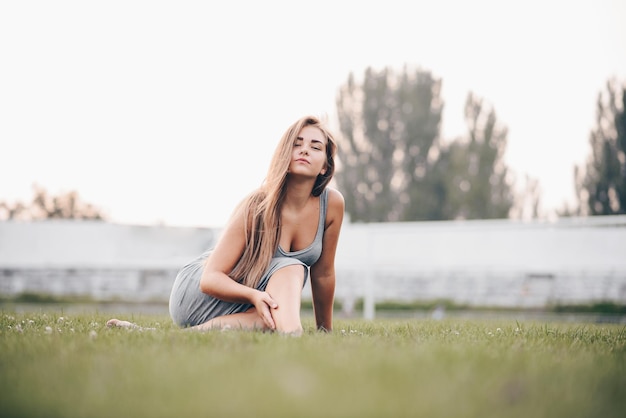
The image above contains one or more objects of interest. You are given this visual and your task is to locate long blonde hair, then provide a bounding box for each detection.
[229,115,337,288]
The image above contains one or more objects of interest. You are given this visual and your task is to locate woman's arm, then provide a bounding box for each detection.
[199,203,278,329]
[309,188,345,331]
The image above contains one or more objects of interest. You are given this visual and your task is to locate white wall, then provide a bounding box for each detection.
[0,220,216,268]
[335,216,626,272]
[1,216,625,310]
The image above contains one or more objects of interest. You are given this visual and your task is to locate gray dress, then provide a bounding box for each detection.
[168,188,329,327]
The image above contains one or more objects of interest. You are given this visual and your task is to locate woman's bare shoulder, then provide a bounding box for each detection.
[325,187,345,221]
[326,187,345,206]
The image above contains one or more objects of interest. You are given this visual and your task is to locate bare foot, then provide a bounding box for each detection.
[106,318,155,330]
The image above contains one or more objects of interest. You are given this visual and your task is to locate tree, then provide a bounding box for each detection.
[335,66,514,222]
[0,185,107,221]
[510,173,542,220]
[335,66,443,222]
[577,78,626,215]
[434,92,513,220]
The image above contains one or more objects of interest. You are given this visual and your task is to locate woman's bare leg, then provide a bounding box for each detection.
[108,264,305,334]
[189,308,268,331]
[191,264,305,334]
[107,310,265,332]
[264,264,305,335]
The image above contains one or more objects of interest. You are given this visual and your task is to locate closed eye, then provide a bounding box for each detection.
[294,137,324,151]
[311,139,324,151]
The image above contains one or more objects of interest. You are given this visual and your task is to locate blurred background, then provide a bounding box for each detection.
[1,0,625,320]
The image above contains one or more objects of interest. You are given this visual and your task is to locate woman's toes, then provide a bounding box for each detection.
[107,319,137,328]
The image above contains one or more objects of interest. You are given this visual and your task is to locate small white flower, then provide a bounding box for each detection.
[57,317,65,323]
[496,328,502,333]
[89,330,97,339]
[45,326,53,334]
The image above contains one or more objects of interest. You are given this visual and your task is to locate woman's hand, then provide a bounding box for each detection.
[251,290,278,330]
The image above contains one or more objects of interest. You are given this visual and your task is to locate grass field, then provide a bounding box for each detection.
[1,310,625,418]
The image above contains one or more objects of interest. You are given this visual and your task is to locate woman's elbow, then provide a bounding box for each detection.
[313,273,336,290]
[199,271,216,295]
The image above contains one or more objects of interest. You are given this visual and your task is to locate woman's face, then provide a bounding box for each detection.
[288,126,328,178]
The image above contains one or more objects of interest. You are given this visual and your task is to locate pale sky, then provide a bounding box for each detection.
[1,0,625,227]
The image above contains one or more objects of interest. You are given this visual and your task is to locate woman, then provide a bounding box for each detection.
[108,115,344,335]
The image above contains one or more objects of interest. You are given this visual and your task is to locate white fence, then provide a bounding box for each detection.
[320,216,626,318]
[0,221,216,303]
[1,216,625,317]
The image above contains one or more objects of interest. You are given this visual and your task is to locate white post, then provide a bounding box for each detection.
[363,227,375,320]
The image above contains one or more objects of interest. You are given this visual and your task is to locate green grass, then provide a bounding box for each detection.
[1,310,625,418]
[5,292,626,315]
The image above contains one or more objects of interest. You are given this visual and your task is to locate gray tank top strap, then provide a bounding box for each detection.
[317,187,329,236]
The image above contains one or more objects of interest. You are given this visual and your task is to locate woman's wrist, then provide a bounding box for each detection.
[247,288,262,305]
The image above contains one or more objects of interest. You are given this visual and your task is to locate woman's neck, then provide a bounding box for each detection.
[283,178,315,211]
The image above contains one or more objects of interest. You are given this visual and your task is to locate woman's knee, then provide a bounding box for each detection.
[266,266,306,299]
[270,264,306,284]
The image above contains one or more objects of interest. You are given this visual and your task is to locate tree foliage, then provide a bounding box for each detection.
[335,66,443,222]
[510,174,542,221]
[0,185,107,221]
[434,93,513,220]
[335,66,514,222]
[577,78,626,215]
